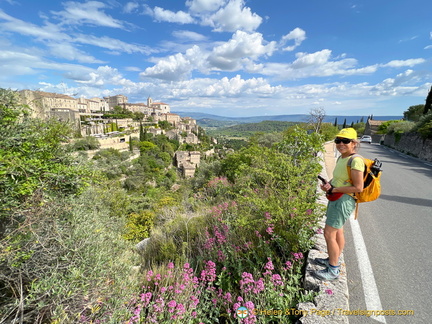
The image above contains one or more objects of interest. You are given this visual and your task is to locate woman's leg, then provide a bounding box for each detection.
[336,227,345,258]
[324,224,344,266]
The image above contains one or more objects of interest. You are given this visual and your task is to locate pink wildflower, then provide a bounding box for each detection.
[283,260,293,271]
[201,260,217,282]
[264,258,274,272]
[140,292,152,307]
[167,300,177,313]
[271,274,283,286]
[176,303,186,315]
[266,225,274,235]
[190,295,199,307]
[253,278,265,294]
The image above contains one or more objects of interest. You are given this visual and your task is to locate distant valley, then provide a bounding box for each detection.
[173,111,402,128]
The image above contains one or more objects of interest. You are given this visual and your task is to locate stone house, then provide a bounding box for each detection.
[175,151,201,177]
[160,113,181,126]
[364,119,385,142]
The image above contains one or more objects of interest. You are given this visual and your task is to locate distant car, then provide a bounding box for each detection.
[360,135,372,144]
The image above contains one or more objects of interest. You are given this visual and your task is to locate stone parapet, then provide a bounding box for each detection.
[383,133,432,162]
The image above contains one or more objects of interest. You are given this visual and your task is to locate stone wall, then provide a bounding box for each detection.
[383,133,432,162]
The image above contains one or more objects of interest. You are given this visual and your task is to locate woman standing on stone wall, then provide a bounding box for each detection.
[314,128,364,280]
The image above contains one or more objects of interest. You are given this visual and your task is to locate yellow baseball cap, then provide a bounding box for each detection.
[336,128,357,139]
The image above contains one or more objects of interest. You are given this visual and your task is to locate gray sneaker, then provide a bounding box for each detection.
[314,257,340,267]
[314,257,330,267]
[313,267,340,281]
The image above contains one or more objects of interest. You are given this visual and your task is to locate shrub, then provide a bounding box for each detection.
[123,210,155,242]
[72,136,101,150]
[0,189,137,323]
[413,112,432,139]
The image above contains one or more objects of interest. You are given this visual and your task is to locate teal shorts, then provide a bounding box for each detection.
[326,194,356,229]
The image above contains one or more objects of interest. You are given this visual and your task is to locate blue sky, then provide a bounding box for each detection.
[0,0,431,117]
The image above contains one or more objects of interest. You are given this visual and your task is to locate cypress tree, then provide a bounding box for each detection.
[423,86,432,115]
[139,123,144,142]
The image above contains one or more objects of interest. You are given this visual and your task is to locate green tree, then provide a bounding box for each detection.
[158,120,173,130]
[72,136,101,150]
[133,111,145,121]
[0,89,93,217]
[378,120,401,134]
[424,86,432,115]
[404,104,424,122]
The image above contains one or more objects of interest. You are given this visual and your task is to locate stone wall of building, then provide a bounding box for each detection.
[383,133,432,162]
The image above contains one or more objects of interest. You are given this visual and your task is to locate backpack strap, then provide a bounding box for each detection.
[345,153,363,184]
[346,154,363,219]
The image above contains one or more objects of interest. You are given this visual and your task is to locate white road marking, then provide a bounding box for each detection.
[349,214,387,323]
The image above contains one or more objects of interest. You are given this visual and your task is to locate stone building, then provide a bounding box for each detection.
[175,151,201,177]
[364,119,385,142]
[160,113,181,125]
[104,95,128,109]
[19,90,78,119]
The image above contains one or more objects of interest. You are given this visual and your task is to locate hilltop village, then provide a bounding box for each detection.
[18,90,205,177]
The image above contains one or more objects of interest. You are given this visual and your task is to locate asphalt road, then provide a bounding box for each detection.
[344,144,432,324]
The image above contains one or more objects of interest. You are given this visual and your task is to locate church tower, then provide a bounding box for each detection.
[147,96,153,107]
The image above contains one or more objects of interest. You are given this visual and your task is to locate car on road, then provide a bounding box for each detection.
[360,135,372,144]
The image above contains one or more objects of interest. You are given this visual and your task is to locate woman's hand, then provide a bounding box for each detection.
[321,183,332,193]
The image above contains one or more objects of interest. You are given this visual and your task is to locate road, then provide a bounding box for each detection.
[344,144,432,323]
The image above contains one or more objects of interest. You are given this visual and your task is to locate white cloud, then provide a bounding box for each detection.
[140,46,204,81]
[260,49,378,79]
[369,69,427,96]
[47,42,105,63]
[73,34,154,55]
[186,0,225,13]
[151,6,194,24]
[0,9,69,41]
[0,49,95,82]
[0,50,40,78]
[0,8,153,58]
[210,75,281,96]
[202,0,262,32]
[125,66,141,72]
[123,2,140,14]
[51,1,125,28]
[172,30,207,42]
[76,66,134,88]
[141,31,276,80]
[292,50,333,69]
[281,28,306,51]
[381,58,426,68]
[208,31,276,70]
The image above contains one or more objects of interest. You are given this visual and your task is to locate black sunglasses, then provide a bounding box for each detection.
[334,138,352,144]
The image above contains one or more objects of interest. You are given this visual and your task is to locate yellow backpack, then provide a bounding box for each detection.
[346,154,382,219]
